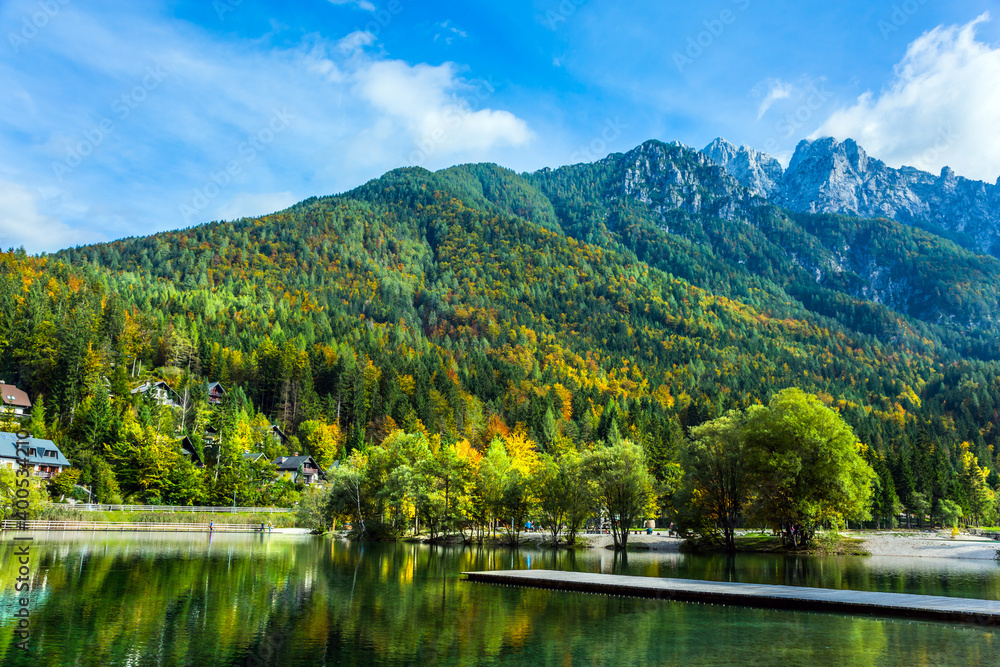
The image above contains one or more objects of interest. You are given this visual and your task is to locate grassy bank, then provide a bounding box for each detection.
[36,506,300,527]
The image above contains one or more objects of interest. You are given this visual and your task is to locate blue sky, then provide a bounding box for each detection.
[2,0,999,252]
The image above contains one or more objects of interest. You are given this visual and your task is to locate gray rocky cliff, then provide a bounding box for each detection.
[616,140,760,223]
[701,138,784,200]
[700,136,1000,256]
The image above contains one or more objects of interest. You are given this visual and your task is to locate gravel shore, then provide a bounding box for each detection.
[856,531,1000,560]
[521,530,1000,559]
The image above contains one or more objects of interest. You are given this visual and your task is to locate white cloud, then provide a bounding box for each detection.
[814,13,1000,182]
[335,30,376,57]
[754,79,794,119]
[434,20,468,45]
[0,181,97,252]
[328,0,376,11]
[0,4,536,249]
[355,60,533,163]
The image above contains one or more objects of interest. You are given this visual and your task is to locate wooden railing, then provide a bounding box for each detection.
[58,504,293,513]
[2,520,274,532]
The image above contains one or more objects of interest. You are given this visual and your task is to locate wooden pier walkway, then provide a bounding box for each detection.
[462,569,1000,626]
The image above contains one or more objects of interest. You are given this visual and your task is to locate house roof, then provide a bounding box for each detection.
[207,382,227,393]
[130,381,180,402]
[178,435,204,464]
[273,455,320,471]
[0,383,31,409]
[242,452,267,462]
[0,432,70,467]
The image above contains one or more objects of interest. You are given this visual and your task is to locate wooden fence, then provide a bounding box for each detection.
[59,504,293,513]
[2,520,271,533]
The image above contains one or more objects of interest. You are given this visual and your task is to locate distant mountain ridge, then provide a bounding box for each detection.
[701,137,1000,257]
[504,139,1000,332]
[57,134,1000,340]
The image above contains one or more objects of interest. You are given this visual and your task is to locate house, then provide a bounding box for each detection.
[0,431,70,479]
[178,435,205,467]
[130,381,180,407]
[0,382,31,419]
[203,425,220,444]
[242,451,267,464]
[207,382,227,405]
[272,454,325,485]
[269,424,289,446]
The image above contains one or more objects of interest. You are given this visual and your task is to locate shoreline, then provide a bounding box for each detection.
[855,530,1000,560]
[506,530,1000,560]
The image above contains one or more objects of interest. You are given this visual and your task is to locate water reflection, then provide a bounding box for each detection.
[0,533,996,666]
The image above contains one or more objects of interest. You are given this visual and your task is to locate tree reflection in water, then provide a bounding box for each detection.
[0,533,996,666]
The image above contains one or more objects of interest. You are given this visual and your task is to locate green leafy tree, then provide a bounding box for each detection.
[499,467,531,546]
[586,439,656,551]
[476,438,513,538]
[325,455,366,536]
[937,498,963,529]
[531,451,596,545]
[296,485,331,533]
[744,388,875,547]
[680,410,756,552]
[48,468,81,499]
[415,442,472,540]
[530,455,564,545]
[91,455,122,504]
[297,419,342,471]
[907,491,931,529]
[0,466,48,519]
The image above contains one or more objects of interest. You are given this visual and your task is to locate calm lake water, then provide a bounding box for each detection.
[0,532,998,666]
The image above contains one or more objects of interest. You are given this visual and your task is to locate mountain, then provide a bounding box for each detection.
[3,137,1000,507]
[702,137,1000,257]
[701,138,783,200]
[512,140,1000,333]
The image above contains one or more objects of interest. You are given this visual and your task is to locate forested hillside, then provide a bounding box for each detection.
[2,139,999,524]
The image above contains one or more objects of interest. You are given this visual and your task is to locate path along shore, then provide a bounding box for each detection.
[857,530,999,560]
[521,530,1000,559]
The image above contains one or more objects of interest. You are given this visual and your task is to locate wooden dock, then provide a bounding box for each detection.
[462,569,1000,626]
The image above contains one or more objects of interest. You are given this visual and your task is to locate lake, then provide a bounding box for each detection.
[0,532,998,666]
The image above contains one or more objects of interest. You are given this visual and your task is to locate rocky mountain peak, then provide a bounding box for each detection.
[615,139,756,223]
[701,137,784,200]
[699,135,1000,257]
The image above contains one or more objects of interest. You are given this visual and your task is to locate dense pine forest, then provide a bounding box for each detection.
[3,140,999,531]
